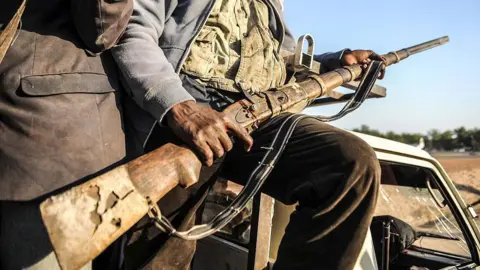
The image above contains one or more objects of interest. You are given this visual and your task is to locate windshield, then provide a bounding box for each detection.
[437,157,480,234]
[374,162,470,258]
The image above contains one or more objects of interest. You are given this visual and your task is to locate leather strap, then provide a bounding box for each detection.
[315,60,384,122]
[0,0,26,64]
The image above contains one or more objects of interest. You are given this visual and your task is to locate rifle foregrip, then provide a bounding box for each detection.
[40,143,201,270]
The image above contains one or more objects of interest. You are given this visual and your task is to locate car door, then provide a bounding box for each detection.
[371,151,480,270]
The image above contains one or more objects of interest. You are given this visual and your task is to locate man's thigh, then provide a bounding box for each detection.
[220,113,375,206]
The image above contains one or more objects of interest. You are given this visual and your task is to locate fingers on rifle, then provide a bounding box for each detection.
[218,130,234,152]
[367,51,386,80]
[207,137,225,159]
[361,58,371,64]
[368,51,384,62]
[378,64,386,79]
[225,121,253,152]
[194,139,214,166]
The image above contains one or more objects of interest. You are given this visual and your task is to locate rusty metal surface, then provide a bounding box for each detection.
[383,36,449,66]
[309,82,387,107]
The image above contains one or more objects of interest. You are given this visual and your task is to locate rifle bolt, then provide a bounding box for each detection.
[250,104,257,111]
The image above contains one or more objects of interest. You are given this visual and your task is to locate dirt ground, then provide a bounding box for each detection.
[436,156,480,227]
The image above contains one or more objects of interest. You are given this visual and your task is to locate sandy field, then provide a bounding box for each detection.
[436,156,480,227]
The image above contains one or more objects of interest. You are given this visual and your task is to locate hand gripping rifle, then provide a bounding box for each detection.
[39,36,449,269]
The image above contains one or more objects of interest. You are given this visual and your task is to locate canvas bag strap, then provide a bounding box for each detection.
[0,0,27,64]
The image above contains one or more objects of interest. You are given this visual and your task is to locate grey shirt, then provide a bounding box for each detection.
[112,0,345,125]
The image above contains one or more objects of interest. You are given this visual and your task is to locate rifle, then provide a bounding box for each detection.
[40,36,449,269]
[0,0,26,64]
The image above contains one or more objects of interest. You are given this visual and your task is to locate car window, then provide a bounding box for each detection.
[374,162,471,258]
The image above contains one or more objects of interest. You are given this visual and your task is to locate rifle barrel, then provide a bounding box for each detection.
[303,36,451,99]
[405,36,450,55]
[383,36,449,66]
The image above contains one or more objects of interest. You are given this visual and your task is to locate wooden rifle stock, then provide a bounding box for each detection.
[40,36,449,270]
[40,143,202,270]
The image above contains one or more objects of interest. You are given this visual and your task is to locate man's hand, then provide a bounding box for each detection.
[341,50,386,79]
[166,101,253,166]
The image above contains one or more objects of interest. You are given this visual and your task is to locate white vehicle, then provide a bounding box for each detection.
[193,132,480,270]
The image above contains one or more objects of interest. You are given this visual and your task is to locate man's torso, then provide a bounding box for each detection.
[181,0,286,94]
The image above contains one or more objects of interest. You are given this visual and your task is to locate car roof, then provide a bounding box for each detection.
[349,131,433,160]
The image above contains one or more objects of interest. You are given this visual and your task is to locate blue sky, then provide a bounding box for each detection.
[283,0,480,133]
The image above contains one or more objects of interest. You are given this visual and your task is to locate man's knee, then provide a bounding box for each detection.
[295,118,381,186]
[333,131,381,190]
[342,132,379,169]
[306,127,381,207]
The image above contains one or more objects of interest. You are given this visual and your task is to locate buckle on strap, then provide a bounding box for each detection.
[147,198,172,234]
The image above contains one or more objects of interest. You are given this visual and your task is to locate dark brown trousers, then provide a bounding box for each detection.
[120,75,381,270]
[224,114,381,270]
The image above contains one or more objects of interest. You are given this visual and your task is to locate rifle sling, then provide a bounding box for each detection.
[314,60,384,122]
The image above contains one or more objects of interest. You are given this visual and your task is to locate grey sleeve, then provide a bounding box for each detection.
[314,50,350,73]
[112,0,195,122]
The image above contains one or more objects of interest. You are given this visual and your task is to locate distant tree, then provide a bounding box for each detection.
[439,130,455,150]
[428,129,441,141]
[473,129,480,151]
[425,136,433,151]
[353,125,384,138]
[401,133,423,145]
[351,126,479,152]
[440,130,453,140]
[454,127,469,148]
[385,131,403,142]
[427,129,442,150]
[471,134,479,152]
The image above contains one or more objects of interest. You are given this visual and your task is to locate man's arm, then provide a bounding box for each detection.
[314,51,349,73]
[112,0,252,166]
[72,0,133,54]
[283,25,385,76]
[112,0,194,122]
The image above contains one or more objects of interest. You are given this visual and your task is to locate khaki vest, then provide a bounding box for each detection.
[182,0,286,94]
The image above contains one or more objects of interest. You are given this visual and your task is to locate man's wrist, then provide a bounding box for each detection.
[314,49,351,72]
[165,100,195,127]
[339,49,352,66]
